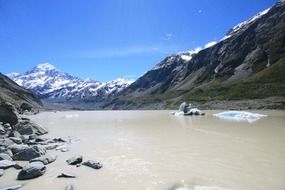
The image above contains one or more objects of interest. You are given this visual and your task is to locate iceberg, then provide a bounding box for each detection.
[213,111,267,123]
[172,102,205,116]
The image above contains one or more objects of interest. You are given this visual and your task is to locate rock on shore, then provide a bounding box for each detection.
[17,161,46,180]
[82,160,103,169]
[66,155,83,165]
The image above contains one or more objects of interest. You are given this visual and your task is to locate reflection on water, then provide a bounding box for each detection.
[1,110,285,190]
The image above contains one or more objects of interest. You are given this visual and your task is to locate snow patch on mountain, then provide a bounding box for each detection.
[150,5,272,73]
[204,41,217,48]
[99,78,134,94]
[180,54,193,61]
[34,63,55,71]
[152,52,193,70]
[227,8,271,36]
[7,72,20,77]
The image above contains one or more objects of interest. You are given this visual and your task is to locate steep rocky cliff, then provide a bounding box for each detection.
[0,73,42,110]
[105,2,285,109]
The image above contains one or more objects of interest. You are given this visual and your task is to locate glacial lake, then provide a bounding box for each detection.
[1,110,285,190]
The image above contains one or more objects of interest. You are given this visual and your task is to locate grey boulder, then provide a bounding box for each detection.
[9,137,22,144]
[0,138,14,148]
[82,160,103,169]
[8,144,29,155]
[14,120,48,136]
[0,160,17,169]
[1,149,13,157]
[0,102,19,126]
[17,161,46,180]
[66,155,82,165]
[0,153,12,161]
[8,131,21,138]
[13,146,46,161]
[30,155,56,165]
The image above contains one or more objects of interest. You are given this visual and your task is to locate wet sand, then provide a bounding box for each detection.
[1,110,285,190]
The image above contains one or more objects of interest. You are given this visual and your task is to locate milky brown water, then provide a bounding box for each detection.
[1,110,285,190]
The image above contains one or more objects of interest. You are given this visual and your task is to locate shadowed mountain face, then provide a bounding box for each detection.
[0,73,42,109]
[105,2,285,109]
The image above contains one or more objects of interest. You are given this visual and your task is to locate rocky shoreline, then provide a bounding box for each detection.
[0,102,102,190]
[102,96,285,111]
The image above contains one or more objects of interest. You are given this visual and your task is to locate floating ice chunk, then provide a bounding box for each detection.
[172,102,205,116]
[65,114,79,118]
[173,111,185,116]
[213,111,267,123]
[188,108,202,114]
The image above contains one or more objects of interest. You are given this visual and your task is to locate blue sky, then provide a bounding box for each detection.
[0,0,276,82]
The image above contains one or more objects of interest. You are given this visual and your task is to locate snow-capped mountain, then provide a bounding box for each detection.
[97,78,134,95]
[7,63,134,101]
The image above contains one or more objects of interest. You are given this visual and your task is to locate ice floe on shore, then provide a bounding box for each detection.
[213,111,267,123]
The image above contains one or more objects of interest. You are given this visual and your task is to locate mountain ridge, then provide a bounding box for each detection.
[8,63,134,104]
[103,1,285,110]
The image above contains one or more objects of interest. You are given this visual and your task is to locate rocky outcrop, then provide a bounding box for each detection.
[0,73,42,110]
[0,102,19,126]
